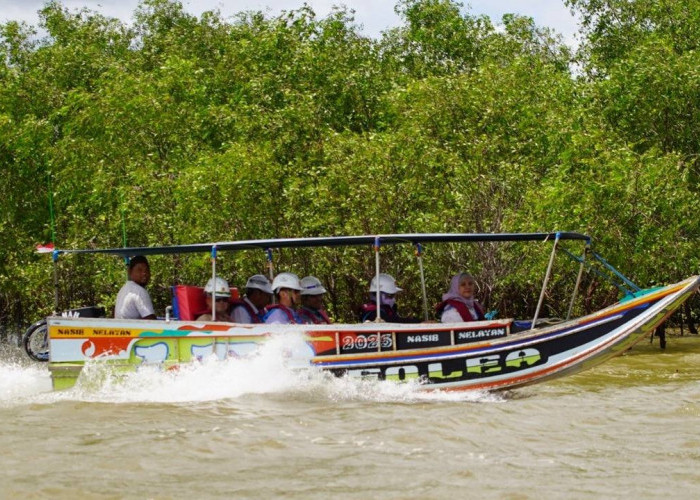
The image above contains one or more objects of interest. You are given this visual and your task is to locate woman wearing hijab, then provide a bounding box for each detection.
[436,272,485,322]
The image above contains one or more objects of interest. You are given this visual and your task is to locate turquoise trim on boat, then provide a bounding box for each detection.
[619,287,665,303]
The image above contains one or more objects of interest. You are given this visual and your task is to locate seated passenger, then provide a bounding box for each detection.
[115,255,156,320]
[196,277,233,322]
[359,273,420,323]
[298,276,332,324]
[262,272,303,324]
[436,272,485,322]
[231,274,273,323]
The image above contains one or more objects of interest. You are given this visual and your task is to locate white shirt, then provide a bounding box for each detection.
[440,303,479,323]
[115,280,155,319]
[440,306,464,323]
[232,297,259,323]
[264,308,293,324]
[263,305,302,325]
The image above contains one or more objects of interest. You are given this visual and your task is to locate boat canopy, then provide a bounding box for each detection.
[54,232,591,257]
[45,231,597,325]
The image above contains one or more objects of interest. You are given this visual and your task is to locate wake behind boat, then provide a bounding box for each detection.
[28,232,700,391]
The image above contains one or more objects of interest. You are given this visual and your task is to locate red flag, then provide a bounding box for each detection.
[36,243,55,254]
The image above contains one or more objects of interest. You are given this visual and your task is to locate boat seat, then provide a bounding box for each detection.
[171,285,240,321]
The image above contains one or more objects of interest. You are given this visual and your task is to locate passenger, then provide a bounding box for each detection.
[262,272,303,324]
[196,277,233,322]
[436,272,485,322]
[231,274,273,323]
[115,255,157,320]
[298,276,332,324]
[360,273,421,323]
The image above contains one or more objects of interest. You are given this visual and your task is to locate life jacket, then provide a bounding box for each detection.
[360,302,398,323]
[297,306,331,325]
[230,298,263,323]
[435,299,485,322]
[262,304,301,324]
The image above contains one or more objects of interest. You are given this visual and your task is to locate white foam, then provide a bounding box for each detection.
[0,361,53,403]
[1,334,501,405]
[70,333,314,403]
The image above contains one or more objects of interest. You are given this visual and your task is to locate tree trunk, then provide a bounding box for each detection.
[686,301,698,334]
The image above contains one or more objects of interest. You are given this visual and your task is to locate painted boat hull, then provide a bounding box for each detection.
[47,276,700,391]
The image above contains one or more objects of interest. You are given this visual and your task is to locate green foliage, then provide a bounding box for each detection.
[0,0,698,330]
[567,0,700,72]
[384,0,492,77]
[597,40,700,158]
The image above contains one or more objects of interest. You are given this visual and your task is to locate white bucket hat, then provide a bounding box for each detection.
[300,276,327,295]
[245,274,273,294]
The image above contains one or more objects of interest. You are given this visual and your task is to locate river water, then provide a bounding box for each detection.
[1,333,699,499]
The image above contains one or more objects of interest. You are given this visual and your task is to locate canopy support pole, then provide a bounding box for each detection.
[266,248,275,304]
[532,233,560,330]
[559,247,632,296]
[566,243,589,320]
[211,245,217,320]
[416,243,429,321]
[592,251,641,292]
[374,237,381,323]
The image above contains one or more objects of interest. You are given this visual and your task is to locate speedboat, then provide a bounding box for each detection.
[27,232,699,391]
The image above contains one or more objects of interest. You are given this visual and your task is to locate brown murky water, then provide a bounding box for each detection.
[1,334,699,499]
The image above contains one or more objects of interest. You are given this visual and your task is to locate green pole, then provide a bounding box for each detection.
[47,173,60,313]
[47,174,56,245]
[120,191,127,249]
[120,191,129,277]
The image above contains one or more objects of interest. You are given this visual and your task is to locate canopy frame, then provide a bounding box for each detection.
[45,232,604,324]
[52,232,592,258]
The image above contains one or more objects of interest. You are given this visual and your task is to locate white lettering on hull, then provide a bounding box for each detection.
[344,347,545,382]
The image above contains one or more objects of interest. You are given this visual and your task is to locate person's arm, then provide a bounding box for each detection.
[134,288,156,320]
[360,309,377,322]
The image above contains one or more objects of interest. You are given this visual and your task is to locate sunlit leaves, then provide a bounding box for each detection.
[0,0,698,326]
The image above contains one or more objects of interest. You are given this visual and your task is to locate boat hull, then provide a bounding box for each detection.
[47,276,700,391]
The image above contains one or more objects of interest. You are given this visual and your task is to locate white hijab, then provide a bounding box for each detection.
[442,273,478,317]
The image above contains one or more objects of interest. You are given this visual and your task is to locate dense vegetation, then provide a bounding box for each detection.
[1,0,698,331]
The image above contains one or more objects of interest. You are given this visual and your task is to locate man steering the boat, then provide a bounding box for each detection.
[114,255,156,320]
[230,274,273,323]
[360,273,421,323]
[297,276,332,324]
[262,272,303,324]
